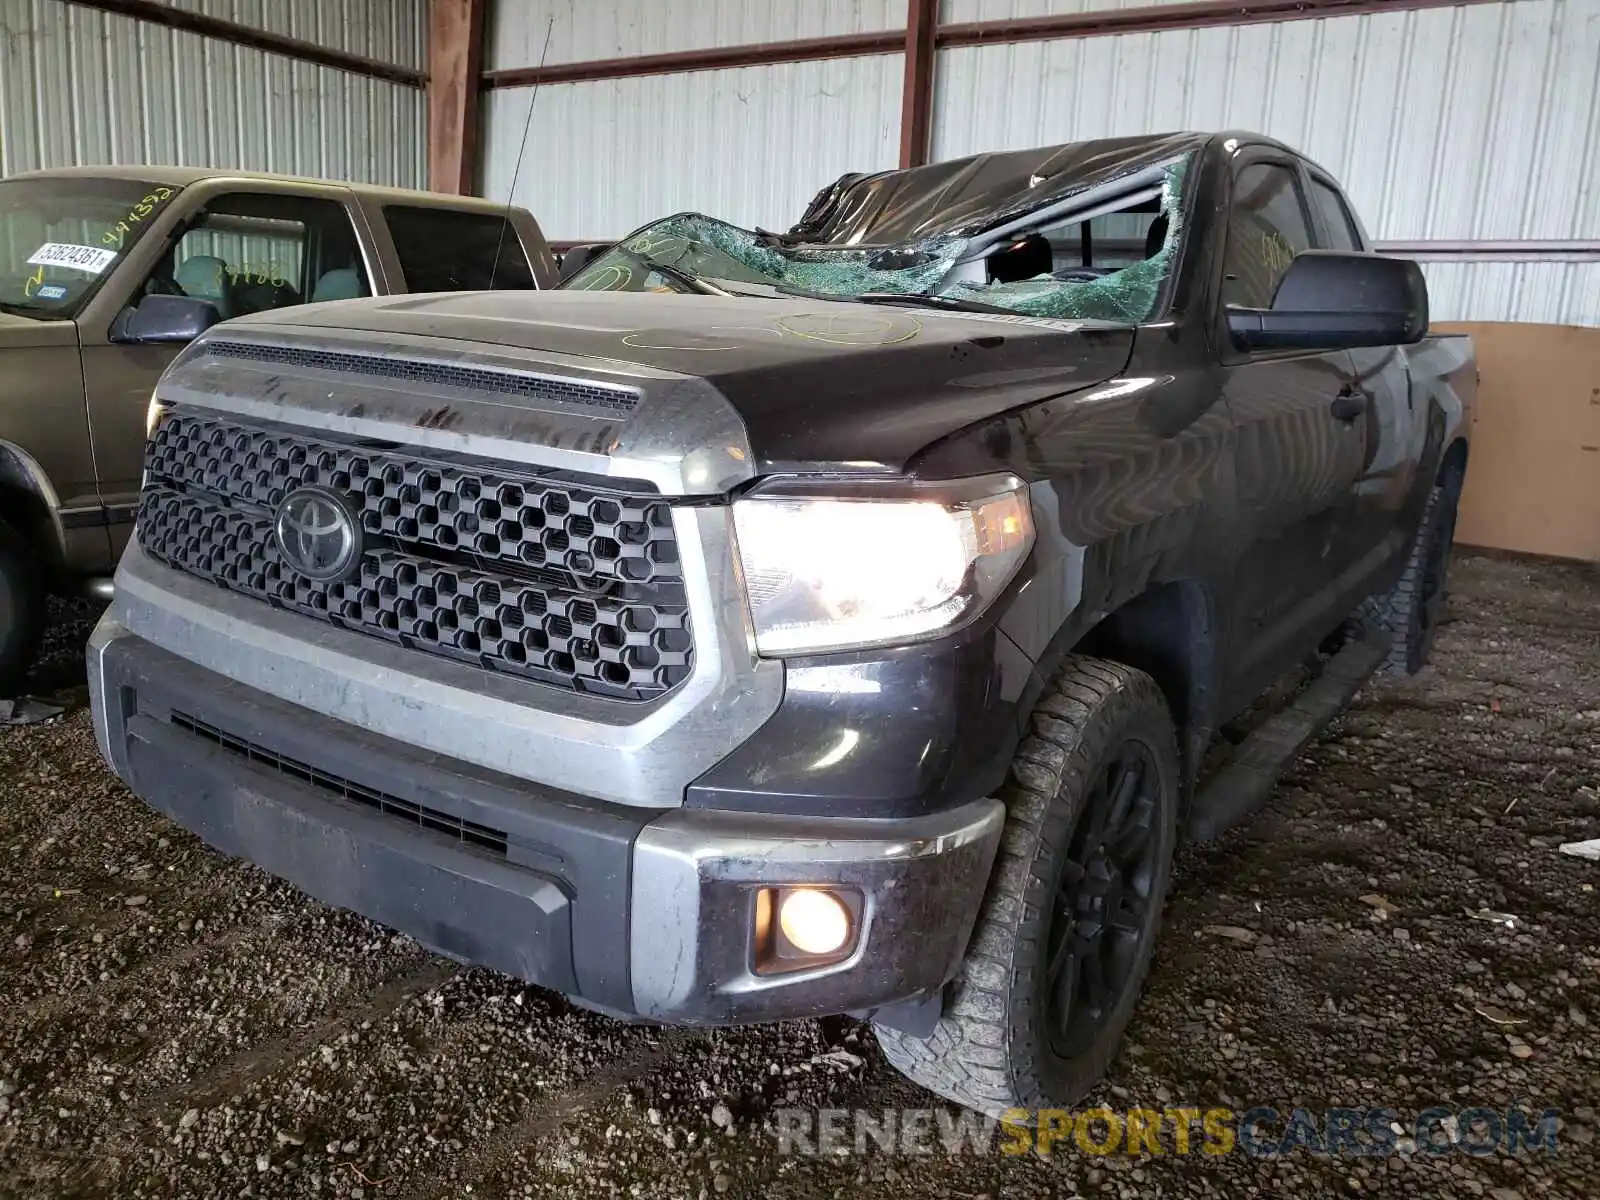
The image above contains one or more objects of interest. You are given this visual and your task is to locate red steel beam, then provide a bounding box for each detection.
[899,0,939,169]
[63,0,426,87]
[482,29,905,89]
[429,0,487,194]
[484,0,1500,89]
[934,0,1502,47]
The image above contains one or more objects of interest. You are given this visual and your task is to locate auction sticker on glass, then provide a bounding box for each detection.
[27,243,119,275]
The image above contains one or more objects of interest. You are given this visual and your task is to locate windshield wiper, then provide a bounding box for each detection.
[757,282,1017,315]
[610,246,716,296]
[853,292,1019,316]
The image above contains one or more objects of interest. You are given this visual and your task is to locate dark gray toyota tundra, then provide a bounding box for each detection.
[88,132,1474,1115]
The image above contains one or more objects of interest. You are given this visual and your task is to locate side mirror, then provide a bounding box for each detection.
[112,293,221,344]
[558,242,615,283]
[1227,250,1428,352]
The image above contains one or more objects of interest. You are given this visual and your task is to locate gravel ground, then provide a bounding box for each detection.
[1,552,1596,1199]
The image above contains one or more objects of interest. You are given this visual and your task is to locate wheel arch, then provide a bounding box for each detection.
[0,440,66,570]
[1070,579,1218,798]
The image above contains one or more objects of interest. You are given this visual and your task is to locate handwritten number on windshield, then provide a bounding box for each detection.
[100,185,177,250]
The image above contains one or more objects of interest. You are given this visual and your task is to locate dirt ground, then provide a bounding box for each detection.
[1,552,1596,1200]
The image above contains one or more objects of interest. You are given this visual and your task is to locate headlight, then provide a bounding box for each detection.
[145,392,168,437]
[731,476,1033,655]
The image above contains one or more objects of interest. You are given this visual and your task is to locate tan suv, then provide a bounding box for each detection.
[0,166,556,694]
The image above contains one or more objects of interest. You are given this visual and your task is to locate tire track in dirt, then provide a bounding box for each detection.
[0,862,257,997]
[23,956,458,1197]
[85,936,407,1091]
[0,789,122,865]
[6,966,457,1196]
[395,1028,698,1200]
[6,907,430,1152]
[246,985,641,1195]
[2,902,291,1039]
[4,827,229,905]
[63,975,632,1197]
[145,958,459,1121]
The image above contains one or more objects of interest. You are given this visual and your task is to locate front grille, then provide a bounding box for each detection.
[171,711,508,857]
[139,411,694,700]
[204,340,638,414]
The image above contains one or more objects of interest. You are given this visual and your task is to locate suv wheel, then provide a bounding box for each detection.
[0,516,46,699]
[874,657,1180,1115]
[1362,469,1463,676]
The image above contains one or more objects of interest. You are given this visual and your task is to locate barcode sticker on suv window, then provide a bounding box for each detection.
[27,243,119,275]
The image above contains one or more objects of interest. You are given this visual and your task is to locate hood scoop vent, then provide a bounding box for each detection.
[204,339,639,415]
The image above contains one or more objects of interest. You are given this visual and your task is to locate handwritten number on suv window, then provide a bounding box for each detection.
[101,186,177,249]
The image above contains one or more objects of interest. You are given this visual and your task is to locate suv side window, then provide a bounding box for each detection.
[1223,163,1314,309]
[1307,176,1365,251]
[383,206,535,291]
[142,192,369,319]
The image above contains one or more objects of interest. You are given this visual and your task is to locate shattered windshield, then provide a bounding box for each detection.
[565,155,1190,325]
[0,177,182,319]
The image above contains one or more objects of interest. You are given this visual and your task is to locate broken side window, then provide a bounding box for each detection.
[941,156,1190,322]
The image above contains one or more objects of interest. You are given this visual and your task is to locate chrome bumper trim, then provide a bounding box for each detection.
[629,798,1005,1022]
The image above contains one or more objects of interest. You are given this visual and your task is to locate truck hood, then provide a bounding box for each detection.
[219,290,1135,479]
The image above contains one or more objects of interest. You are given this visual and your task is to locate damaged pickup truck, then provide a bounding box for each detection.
[89,132,1474,1115]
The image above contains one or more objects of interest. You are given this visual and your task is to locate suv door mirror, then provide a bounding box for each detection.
[1226,250,1427,351]
[112,293,222,344]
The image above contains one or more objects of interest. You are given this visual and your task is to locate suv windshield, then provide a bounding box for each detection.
[0,177,183,320]
[564,155,1190,324]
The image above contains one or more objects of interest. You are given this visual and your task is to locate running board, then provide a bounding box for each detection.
[1186,626,1391,842]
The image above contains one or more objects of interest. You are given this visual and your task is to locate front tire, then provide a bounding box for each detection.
[875,657,1180,1116]
[0,516,46,698]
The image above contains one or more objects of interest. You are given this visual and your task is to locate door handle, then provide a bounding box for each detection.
[1330,389,1367,422]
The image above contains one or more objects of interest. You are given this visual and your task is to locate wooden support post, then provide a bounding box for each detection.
[429,0,486,194]
[899,0,938,169]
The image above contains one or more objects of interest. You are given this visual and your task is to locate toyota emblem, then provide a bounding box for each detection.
[274,486,362,582]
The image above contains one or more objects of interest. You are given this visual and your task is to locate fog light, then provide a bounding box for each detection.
[778,888,851,956]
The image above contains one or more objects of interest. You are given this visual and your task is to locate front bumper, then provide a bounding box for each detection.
[89,618,1003,1025]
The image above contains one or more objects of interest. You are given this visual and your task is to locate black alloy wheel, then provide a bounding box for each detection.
[1044,739,1163,1058]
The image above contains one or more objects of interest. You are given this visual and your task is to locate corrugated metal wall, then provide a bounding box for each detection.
[481,56,902,239]
[482,0,905,238]
[1423,261,1600,328]
[932,0,1600,324]
[0,0,427,186]
[486,0,902,68]
[944,0,1200,19]
[152,0,426,70]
